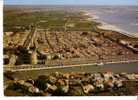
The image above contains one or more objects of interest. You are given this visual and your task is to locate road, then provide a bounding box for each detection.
[4,58,138,71]
[4,61,138,80]
[23,27,37,49]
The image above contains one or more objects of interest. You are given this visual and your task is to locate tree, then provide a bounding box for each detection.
[34,75,48,91]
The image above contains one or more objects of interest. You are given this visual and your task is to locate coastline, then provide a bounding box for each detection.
[83,11,138,38]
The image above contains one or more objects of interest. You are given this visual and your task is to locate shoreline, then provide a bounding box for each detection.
[83,11,138,38]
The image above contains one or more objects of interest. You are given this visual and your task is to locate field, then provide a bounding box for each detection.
[4,8,99,32]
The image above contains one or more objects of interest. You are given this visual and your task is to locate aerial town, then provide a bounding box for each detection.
[3,6,138,96]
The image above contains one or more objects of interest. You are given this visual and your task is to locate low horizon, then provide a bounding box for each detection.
[4,4,138,6]
[4,0,138,6]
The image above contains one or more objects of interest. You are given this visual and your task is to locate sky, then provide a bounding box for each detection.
[4,0,138,5]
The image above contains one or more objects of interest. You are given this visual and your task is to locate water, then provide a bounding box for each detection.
[10,62,138,80]
[87,6,138,37]
[5,5,138,37]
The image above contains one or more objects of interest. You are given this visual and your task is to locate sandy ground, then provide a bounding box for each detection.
[84,11,138,38]
[97,21,138,38]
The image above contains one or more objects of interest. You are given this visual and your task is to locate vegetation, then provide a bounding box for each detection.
[4,9,99,32]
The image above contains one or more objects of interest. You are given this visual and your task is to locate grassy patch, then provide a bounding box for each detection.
[4,9,99,32]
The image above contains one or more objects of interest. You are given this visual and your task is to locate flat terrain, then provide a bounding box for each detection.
[3,5,138,96]
[4,6,138,65]
[4,62,138,80]
[4,8,98,32]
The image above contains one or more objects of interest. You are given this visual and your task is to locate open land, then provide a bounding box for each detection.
[3,6,138,96]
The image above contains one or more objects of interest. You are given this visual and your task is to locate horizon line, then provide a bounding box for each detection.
[4,4,138,6]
